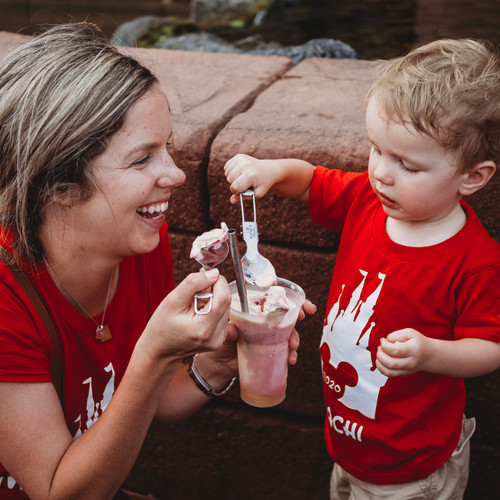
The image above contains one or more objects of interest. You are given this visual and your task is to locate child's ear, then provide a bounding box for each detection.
[459,160,496,196]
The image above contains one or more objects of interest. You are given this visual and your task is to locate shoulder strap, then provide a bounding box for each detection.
[0,247,63,402]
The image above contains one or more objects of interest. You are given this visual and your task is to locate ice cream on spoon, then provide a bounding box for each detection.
[191,222,229,314]
[190,222,230,268]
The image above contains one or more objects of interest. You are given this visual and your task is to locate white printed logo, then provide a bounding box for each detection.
[320,270,388,419]
[73,362,116,438]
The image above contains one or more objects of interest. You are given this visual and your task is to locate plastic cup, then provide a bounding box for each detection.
[229,278,305,407]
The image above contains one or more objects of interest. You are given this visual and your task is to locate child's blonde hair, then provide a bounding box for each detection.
[366,39,500,172]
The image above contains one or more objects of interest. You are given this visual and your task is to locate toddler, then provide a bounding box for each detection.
[224,38,500,499]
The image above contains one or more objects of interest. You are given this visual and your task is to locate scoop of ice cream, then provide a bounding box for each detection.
[249,285,291,315]
[191,222,229,265]
[251,261,278,289]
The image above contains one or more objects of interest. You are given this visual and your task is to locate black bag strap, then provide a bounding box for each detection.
[0,247,63,401]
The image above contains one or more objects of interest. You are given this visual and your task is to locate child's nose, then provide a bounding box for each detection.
[374,158,394,185]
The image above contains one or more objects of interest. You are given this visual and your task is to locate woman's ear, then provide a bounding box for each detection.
[459,160,497,196]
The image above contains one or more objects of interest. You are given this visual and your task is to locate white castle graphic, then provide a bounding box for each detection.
[73,362,116,438]
[321,270,388,419]
[1,363,117,491]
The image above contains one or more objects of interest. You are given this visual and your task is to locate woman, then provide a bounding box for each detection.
[0,24,310,499]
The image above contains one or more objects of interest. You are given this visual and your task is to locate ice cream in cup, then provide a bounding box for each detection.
[229,278,305,407]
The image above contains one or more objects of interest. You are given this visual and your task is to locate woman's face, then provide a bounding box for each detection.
[74,84,186,258]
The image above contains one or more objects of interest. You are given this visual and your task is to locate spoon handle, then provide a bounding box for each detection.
[228,229,249,313]
[239,189,259,258]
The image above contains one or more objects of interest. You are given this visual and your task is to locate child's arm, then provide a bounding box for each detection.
[376,329,500,378]
[224,154,315,204]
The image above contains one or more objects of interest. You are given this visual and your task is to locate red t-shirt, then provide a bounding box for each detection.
[309,167,500,484]
[0,224,174,494]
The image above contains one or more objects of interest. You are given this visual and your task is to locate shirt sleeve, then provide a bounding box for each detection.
[454,262,500,342]
[309,166,368,232]
[0,284,53,383]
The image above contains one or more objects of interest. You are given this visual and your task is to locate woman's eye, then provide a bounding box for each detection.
[133,155,150,167]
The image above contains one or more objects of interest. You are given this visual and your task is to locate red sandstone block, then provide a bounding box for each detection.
[0,31,30,59]
[208,57,379,248]
[124,47,294,233]
[126,405,332,499]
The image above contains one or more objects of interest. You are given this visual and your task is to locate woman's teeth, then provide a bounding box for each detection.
[137,202,168,215]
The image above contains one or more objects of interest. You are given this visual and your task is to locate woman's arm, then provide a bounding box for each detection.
[155,324,239,422]
[0,270,230,499]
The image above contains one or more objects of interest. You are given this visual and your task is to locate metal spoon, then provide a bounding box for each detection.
[239,189,277,289]
[191,223,229,315]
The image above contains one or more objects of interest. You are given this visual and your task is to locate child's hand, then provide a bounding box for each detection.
[224,154,281,204]
[376,328,431,377]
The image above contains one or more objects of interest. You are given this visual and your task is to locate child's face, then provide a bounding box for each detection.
[366,96,465,224]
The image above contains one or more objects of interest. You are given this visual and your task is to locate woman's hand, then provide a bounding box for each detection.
[189,298,318,389]
[141,269,231,360]
[288,298,317,365]
[200,321,239,376]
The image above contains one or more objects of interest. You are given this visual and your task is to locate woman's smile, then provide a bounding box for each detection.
[137,200,170,218]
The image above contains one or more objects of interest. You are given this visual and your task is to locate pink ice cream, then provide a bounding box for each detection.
[190,222,229,267]
[250,262,278,290]
[229,278,305,407]
[248,285,291,315]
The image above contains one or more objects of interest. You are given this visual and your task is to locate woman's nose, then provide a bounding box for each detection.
[157,155,186,188]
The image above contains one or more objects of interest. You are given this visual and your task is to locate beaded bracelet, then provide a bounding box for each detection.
[188,354,237,397]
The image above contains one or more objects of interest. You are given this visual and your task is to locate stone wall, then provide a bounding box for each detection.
[0,31,498,499]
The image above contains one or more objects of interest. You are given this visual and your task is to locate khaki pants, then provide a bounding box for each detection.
[330,416,476,500]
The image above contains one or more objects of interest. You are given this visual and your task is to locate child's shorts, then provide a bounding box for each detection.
[330,416,476,500]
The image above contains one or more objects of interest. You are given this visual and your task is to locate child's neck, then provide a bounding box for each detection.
[385,204,467,247]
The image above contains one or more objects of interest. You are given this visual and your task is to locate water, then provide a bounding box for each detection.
[2,0,499,60]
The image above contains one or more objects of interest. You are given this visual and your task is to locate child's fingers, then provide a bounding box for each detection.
[379,337,408,357]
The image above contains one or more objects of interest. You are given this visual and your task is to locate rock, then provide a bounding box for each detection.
[154,32,356,63]
[190,0,264,23]
[110,16,162,46]
[155,32,237,53]
[249,38,357,63]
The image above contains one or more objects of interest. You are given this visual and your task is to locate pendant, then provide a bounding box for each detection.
[95,325,112,342]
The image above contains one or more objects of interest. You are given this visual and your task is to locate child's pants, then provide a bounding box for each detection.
[330,416,476,500]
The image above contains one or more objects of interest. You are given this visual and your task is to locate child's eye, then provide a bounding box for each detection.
[370,145,381,155]
[398,160,418,174]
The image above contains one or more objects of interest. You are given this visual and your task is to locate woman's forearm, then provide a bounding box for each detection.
[48,350,180,499]
[155,353,237,422]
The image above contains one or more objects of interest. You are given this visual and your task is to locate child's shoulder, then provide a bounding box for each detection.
[462,201,500,266]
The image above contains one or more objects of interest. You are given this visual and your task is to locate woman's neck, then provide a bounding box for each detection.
[40,217,120,316]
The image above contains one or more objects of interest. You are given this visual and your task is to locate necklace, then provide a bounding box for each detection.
[44,258,115,342]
